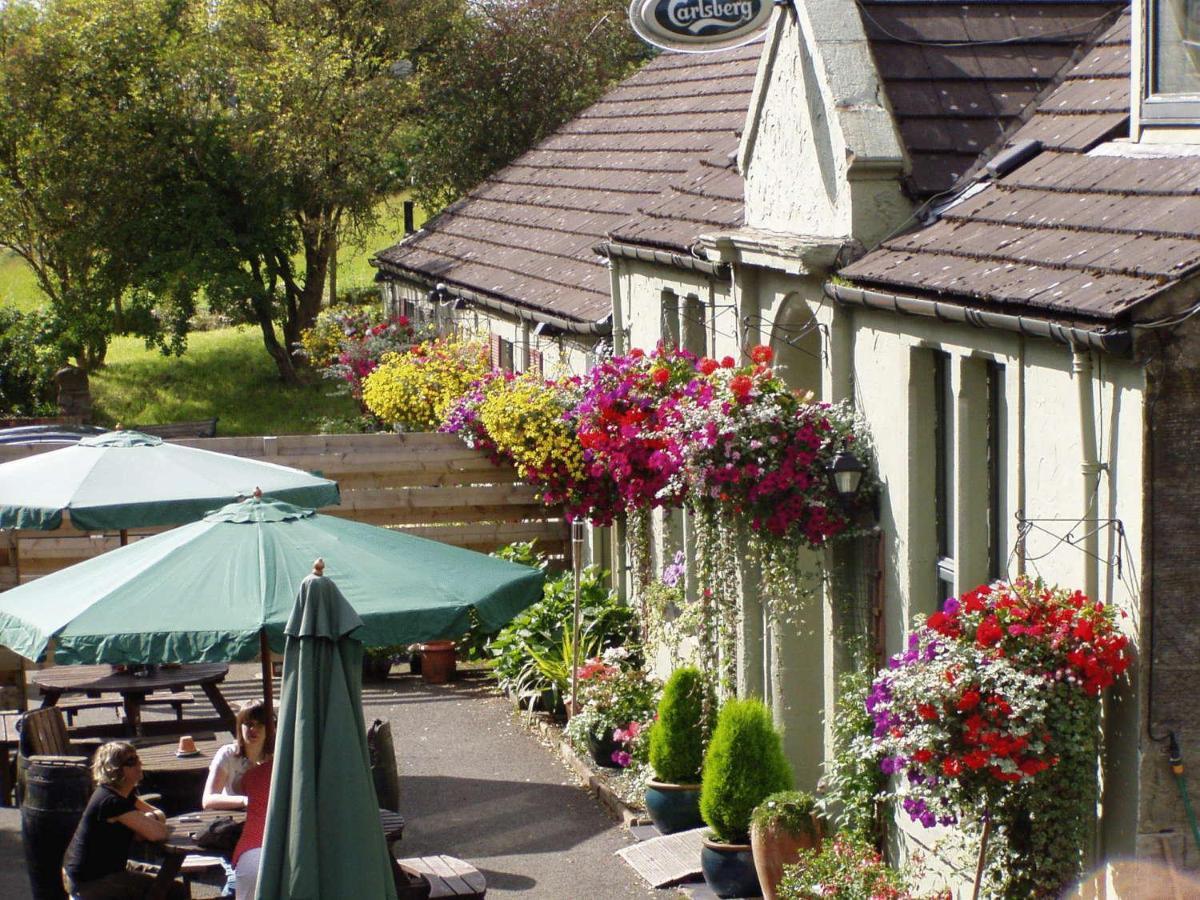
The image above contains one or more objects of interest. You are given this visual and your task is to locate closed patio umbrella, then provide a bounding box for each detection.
[255,563,398,900]
[0,430,340,535]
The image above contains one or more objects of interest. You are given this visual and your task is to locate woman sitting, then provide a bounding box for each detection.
[203,699,271,812]
[202,699,272,896]
[62,741,187,899]
[229,754,273,900]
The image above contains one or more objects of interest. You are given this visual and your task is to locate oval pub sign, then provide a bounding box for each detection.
[629,0,774,52]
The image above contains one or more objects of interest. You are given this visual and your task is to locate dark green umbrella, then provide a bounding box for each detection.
[256,563,398,900]
[0,430,340,534]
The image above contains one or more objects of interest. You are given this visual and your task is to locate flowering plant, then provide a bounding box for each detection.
[869,579,1131,895]
[565,647,659,768]
[778,833,930,900]
[362,338,490,431]
[298,306,433,399]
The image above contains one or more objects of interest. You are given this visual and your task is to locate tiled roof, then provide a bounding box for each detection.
[373,43,762,324]
[861,0,1127,197]
[842,15,1200,322]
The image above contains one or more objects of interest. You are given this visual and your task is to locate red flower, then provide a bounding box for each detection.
[651,367,670,385]
[942,757,964,777]
[976,616,1004,648]
[964,750,990,770]
[913,748,933,764]
[698,357,719,375]
[730,375,753,398]
[918,703,938,721]
[750,344,774,364]
[955,689,981,713]
[720,356,736,368]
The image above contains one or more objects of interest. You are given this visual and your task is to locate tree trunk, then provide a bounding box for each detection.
[328,231,338,306]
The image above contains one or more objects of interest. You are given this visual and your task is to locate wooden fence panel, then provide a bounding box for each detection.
[0,432,566,586]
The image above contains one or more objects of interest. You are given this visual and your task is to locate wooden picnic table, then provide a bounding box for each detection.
[29,663,236,737]
[142,807,407,900]
[136,735,227,816]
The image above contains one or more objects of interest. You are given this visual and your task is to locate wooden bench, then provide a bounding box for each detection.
[397,856,486,899]
[134,418,218,439]
[58,691,195,725]
[142,691,196,722]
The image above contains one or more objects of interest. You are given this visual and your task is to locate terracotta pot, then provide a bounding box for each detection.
[750,818,822,900]
[418,640,456,684]
[701,836,760,898]
[643,779,703,834]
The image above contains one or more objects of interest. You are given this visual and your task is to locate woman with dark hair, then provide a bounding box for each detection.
[202,699,273,896]
[62,741,186,899]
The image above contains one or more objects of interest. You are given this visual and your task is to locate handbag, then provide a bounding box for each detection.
[192,816,244,855]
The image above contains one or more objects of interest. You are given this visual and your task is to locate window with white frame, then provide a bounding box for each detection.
[1144,0,1200,121]
[933,350,955,605]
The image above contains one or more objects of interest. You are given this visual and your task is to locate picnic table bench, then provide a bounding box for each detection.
[397,855,487,899]
[58,691,196,725]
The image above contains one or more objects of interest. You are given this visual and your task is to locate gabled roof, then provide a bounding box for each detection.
[862,0,1127,198]
[841,14,1200,323]
[608,0,1126,256]
[373,43,762,325]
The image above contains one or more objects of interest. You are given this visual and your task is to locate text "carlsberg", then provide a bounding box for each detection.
[663,0,757,33]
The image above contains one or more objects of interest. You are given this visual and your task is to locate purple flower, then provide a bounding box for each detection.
[943,597,961,615]
[880,755,906,775]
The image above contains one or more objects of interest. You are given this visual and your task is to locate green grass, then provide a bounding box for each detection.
[91,327,362,436]
[0,251,47,313]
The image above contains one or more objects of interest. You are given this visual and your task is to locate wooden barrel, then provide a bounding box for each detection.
[21,755,90,900]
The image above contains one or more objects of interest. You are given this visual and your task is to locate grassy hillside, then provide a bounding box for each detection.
[0,195,422,434]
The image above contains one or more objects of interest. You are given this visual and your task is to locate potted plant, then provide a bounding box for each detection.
[645,666,709,833]
[699,698,793,899]
[564,648,658,768]
[750,791,822,900]
[362,645,405,681]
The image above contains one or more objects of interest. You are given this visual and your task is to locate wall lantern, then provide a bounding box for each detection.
[827,450,866,502]
[426,282,448,304]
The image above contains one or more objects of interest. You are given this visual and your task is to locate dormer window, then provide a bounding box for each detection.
[1144,0,1200,121]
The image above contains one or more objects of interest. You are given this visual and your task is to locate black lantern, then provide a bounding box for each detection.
[827,450,866,502]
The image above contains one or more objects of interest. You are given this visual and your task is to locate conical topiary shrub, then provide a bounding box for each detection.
[649,666,708,784]
[700,698,793,844]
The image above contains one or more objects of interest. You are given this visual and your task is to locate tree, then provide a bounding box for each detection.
[409,0,651,211]
[195,0,461,382]
[0,0,200,369]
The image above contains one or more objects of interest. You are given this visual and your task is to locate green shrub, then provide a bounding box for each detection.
[0,307,63,416]
[820,666,886,843]
[700,698,792,843]
[751,790,820,840]
[648,666,708,784]
[778,833,915,899]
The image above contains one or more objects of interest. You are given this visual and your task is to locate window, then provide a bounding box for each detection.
[933,351,955,605]
[661,288,680,347]
[528,348,544,378]
[1144,0,1200,120]
[489,333,514,372]
[986,361,1006,581]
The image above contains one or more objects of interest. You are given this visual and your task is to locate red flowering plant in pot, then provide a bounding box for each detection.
[868,579,1131,897]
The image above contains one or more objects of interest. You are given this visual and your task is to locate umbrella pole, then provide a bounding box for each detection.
[119,529,128,547]
[260,629,275,743]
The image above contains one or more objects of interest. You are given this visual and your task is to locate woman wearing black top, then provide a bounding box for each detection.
[62,741,186,899]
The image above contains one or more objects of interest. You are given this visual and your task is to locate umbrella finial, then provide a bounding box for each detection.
[312,558,325,576]
[253,487,263,499]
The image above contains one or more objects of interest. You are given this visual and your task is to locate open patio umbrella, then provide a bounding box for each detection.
[0,430,340,536]
[0,496,544,708]
[255,563,398,900]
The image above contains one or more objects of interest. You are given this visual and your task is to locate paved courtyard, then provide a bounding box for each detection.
[0,662,666,899]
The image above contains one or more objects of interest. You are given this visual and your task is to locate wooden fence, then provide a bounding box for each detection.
[0,432,567,588]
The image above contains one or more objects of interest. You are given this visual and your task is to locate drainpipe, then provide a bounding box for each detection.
[1074,348,1101,602]
[608,259,627,355]
[1016,338,1027,575]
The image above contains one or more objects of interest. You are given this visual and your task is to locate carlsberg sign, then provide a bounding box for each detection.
[629,0,774,52]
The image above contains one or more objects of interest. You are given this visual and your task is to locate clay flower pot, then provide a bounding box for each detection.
[750,818,822,900]
[418,640,456,684]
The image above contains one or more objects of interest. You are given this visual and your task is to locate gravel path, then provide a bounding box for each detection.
[0,663,665,899]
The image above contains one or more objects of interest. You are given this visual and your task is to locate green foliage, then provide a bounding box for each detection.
[648,666,708,784]
[751,791,820,839]
[488,542,638,704]
[778,834,915,900]
[821,666,886,844]
[700,698,793,844]
[409,0,651,210]
[0,308,63,416]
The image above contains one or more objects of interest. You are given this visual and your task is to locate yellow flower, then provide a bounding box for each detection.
[362,339,490,431]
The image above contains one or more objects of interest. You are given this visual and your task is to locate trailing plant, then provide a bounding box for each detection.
[297,305,433,400]
[778,833,920,900]
[648,665,709,784]
[700,698,793,844]
[643,550,693,664]
[362,337,490,431]
[868,579,1131,897]
[820,666,886,844]
[751,791,821,841]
